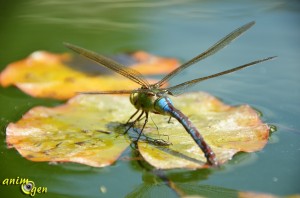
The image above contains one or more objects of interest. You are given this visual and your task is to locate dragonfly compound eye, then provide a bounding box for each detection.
[130,93,138,105]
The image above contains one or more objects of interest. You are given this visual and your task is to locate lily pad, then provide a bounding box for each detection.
[6,94,132,167]
[138,93,269,169]
[0,51,179,99]
[6,92,269,169]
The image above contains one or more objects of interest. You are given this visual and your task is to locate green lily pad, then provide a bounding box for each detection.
[6,92,269,168]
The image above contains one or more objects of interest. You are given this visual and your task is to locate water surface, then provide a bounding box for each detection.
[0,0,299,197]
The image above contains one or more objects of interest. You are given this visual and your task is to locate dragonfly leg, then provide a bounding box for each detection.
[150,115,159,131]
[126,109,140,124]
[168,117,172,123]
[135,112,149,142]
[124,110,144,135]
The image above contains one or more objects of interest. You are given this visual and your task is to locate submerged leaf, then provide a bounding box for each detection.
[6,92,269,168]
[0,51,179,99]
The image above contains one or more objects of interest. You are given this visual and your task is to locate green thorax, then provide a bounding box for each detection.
[129,87,168,114]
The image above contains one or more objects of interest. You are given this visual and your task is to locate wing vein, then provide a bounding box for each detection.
[64,43,149,87]
[155,21,256,87]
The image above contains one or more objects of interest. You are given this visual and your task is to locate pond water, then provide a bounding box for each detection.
[0,0,299,197]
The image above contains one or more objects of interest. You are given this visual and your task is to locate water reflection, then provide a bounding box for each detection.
[18,0,192,32]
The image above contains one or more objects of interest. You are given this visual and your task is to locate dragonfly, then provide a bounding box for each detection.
[64,21,276,166]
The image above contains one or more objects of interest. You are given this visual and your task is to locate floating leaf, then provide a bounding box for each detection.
[6,94,133,167]
[0,51,179,99]
[6,92,269,168]
[138,93,269,169]
[129,51,179,74]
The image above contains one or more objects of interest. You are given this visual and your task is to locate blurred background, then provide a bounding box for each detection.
[0,0,299,197]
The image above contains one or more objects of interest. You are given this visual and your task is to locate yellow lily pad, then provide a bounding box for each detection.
[6,92,269,168]
[138,93,269,169]
[6,94,132,167]
[0,51,179,99]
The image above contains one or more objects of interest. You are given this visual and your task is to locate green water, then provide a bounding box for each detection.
[0,0,299,197]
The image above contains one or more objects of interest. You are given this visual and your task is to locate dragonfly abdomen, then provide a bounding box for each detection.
[154,97,219,166]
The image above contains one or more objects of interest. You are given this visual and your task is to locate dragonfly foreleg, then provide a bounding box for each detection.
[124,110,144,135]
[126,109,140,124]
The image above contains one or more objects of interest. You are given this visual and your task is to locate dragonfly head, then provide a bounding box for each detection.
[129,87,170,113]
[130,89,155,111]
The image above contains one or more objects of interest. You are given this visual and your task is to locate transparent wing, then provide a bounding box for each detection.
[77,90,133,95]
[64,42,150,87]
[77,89,153,95]
[154,21,256,88]
[167,56,277,96]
